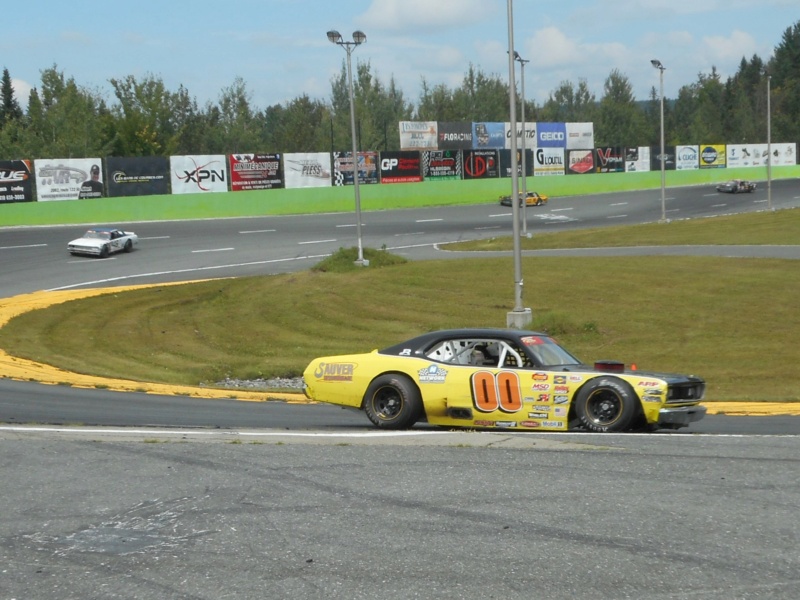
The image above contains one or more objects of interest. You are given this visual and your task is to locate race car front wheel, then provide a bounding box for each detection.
[574,377,638,433]
[363,374,423,429]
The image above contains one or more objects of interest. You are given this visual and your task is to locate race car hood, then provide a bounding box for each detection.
[68,238,106,248]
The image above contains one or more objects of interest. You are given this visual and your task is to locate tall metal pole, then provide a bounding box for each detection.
[506,0,531,328]
[767,74,773,211]
[514,51,530,238]
[328,30,367,266]
[651,59,667,222]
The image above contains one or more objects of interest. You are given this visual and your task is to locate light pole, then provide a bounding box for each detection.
[651,59,667,223]
[767,74,773,211]
[513,50,531,238]
[327,29,368,266]
[506,0,531,328]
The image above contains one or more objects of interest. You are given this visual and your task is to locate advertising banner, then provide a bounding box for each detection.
[437,122,473,150]
[566,122,595,149]
[462,150,499,179]
[106,156,170,197]
[379,151,422,183]
[535,122,567,148]
[498,149,533,178]
[727,143,797,167]
[504,122,537,150]
[422,150,462,180]
[675,146,699,170]
[533,147,565,176]
[0,159,34,203]
[333,151,378,186]
[399,121,438,150]
[34,158,104,201]
[625,147,651,172]
[650,145,676,171]
[472,122,506,149]
[229,154,284,191]
[595,147,625,173]
[699,145,726,169]
[284,152,332,189]
[567,150,594,175]
[170,155,228,194]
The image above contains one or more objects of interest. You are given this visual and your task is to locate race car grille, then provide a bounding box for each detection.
[667,382,705,403]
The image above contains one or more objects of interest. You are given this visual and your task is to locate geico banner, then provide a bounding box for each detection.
[170,155,228,194]
[728,143,797,167]
[498,149,532,178]
[675,146,699,170]
[472,122,506,149]
[536,122,567,148]
[699,145,726,169]
[107,156,170,197]
[380,151,422,183]
[0,159,33,203]
[35,158,104,201]
[625,147,651,172]
[595,147,625,173]
[333,151,379,186]
[422,150,462,180]
[399,121,438,150]
[567,150,594,175]
[463,150,499,179]
[437,122,473,150]
[284,152,332,189]
[534,147,565,176]
[566,122,594,149]
[504,122,536,150]
[229,154,284,191]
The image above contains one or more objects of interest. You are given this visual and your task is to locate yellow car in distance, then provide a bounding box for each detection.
[303,328,706,433]
[499,191,549,207]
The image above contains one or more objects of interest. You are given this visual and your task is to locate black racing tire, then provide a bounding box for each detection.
[123,239,133,253]
[574,377,639,433]
[363,374,423,429]
[99,244,110,258]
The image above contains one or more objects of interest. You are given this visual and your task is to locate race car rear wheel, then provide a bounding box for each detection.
[574,377,638,433]
[363,374,422,429]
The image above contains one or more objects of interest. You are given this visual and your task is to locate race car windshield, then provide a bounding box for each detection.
[85,231,110,239]
[521,336,583,367]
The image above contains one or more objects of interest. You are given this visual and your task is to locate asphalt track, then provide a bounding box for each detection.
[2,184,800,598]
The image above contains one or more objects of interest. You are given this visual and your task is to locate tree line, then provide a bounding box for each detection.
[1,21,799,161]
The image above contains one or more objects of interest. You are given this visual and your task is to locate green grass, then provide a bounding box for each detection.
[1,209,800,402]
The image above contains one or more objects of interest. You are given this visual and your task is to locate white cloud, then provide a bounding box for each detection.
[703,30,758,62]
[359,0,496,33]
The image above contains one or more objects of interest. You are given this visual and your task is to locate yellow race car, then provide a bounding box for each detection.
[303,328,706,433]
[499,191,549,207]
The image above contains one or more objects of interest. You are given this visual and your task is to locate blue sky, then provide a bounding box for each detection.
[3,0,797,112]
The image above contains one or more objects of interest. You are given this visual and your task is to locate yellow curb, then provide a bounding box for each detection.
[1,286,798,415]
[0,285,310,403]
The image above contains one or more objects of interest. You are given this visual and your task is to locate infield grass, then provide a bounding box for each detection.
[1,207,799,402]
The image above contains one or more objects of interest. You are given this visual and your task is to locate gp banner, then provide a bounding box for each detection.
[727,143,796,167]
[533,148,565,176]
[567,150,594,175]
[699,145,726,169]
[106,156,170,197]
[504,122,536,150]
[535,122,567,148]
[595,147,625,173]
[284,152,332,189]
[0,160,33,203]
[625,147,651,172]
[649,145,676,171]
[498,149,532,178]
[170,155,228,194]
[472,122,506,149]
[566,122,594,149]
[379,151,422,183]
[437,122,473,150]
[675,146,699,170]
[399,121,438,150]
[422,150,462,180]
[34,158,104,201]
[229,154,284,191]
[463,150,499,179]
[333,151,379,186]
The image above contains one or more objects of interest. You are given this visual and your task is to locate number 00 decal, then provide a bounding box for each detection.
[471,370,523,413]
